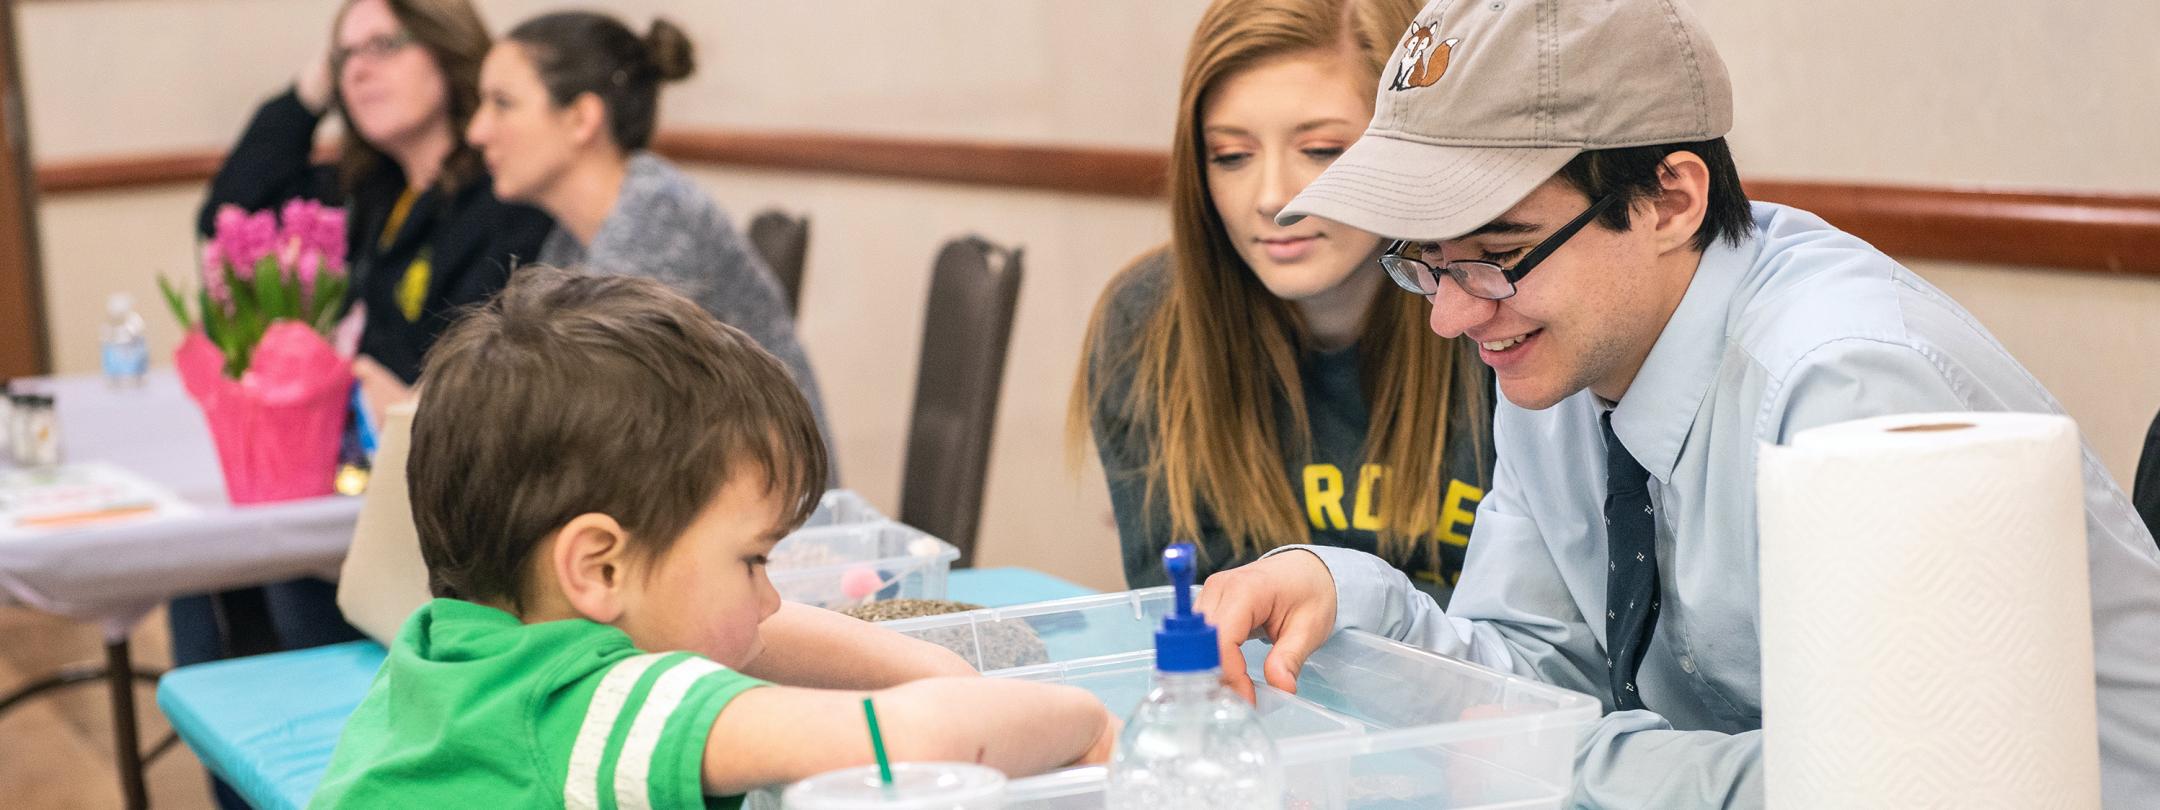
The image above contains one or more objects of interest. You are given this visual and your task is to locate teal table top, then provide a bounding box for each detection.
[155,567,1096,810]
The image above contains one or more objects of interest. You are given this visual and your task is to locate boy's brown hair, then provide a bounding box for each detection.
[408,266,829,607]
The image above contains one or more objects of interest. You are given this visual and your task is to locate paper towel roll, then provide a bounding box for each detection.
[1757,412,2099,809]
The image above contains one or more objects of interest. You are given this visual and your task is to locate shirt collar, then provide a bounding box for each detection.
[1606,229,1760,482]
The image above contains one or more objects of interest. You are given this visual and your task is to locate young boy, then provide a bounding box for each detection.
[311,268,1116,808]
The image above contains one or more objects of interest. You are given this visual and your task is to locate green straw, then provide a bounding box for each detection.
[862,697,895,786]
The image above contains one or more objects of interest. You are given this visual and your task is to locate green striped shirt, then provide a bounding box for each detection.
[311,599,768,809]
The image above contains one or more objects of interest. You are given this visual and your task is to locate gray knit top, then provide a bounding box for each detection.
[539,152,838,481]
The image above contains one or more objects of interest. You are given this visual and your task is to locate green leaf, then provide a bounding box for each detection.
[199,289,224,345]
[232,308,264,376]
[158,275,192,330]
[225,264,257,312]
[253,259,289,322]
[309,276,345,333]
[211,307,245,377]
[303,273,332,325]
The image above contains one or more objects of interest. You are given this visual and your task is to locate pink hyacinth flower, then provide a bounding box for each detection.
[297,249,323,291]
[201,241,232,311]
[218,208,279,279]
[280,198,347,273]
[279,198,316,226]
[313,207,348,268]
[211,205,249,268]
[214,204,248,236]
[277,235,303,278]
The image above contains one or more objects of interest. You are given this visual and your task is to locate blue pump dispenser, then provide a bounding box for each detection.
[1154,543,1219,673]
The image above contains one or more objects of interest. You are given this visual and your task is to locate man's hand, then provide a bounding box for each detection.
[1194,549,1338,703]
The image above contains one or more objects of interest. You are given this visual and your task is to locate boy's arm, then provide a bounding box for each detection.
[737,602,977,688]
[702,677,1116,796]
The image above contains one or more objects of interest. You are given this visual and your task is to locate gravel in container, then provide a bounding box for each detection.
[841,599,1051,671]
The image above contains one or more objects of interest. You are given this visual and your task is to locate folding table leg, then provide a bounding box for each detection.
[105,636,149,810]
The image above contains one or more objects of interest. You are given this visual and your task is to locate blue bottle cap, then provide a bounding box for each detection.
[1155,542,1219,673]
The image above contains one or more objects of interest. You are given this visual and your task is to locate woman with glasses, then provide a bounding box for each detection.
[1069,0,1492,600]
[464,11,835,479]
[200,0,550,390]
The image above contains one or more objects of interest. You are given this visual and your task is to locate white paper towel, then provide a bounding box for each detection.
[1757,412,2099,809]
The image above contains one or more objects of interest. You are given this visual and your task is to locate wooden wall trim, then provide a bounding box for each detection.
[37,151,225,194]
[31,132,2160,277]
[650,130,1171,199]
[1744,181,2160,277]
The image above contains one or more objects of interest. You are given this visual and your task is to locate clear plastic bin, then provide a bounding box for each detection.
[872,588,1599,809]
[767,519,959,610]
[800,489,887,530]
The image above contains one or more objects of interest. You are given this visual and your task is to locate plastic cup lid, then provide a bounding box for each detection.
[781,762,1006,809]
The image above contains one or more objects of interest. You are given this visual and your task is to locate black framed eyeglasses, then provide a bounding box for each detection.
[331,31,415,72]
[1379,193,1621,301]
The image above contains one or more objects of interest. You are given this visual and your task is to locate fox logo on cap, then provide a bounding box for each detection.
[1390,21,1460,91]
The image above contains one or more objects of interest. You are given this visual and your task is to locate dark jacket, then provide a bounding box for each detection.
[2136,408,2160,547]
[198,88,552,383]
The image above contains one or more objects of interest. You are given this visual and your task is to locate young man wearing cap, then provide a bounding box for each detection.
[1194,0,2160,806]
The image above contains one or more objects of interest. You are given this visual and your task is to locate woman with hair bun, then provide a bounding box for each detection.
[469,12,835,475]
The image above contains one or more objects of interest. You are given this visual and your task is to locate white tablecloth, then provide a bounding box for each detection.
[0,371,358,634]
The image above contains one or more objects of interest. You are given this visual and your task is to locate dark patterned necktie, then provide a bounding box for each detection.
[1602,412,1660,712]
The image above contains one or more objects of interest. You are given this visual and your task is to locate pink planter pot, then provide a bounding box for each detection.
[176,323,352,505]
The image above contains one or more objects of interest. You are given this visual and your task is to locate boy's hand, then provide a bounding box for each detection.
[1076,708,1121,767]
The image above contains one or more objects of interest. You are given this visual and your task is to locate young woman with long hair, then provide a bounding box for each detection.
[1071,0,1492,601]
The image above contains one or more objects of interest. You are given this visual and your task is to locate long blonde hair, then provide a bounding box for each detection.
[1068,0,1485,563]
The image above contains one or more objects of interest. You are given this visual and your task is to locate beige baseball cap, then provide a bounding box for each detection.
[1279,0,1733,241]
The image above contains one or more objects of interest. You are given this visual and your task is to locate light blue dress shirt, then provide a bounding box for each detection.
[1283,202,2160,808]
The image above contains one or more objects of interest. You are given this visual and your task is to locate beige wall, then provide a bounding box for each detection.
[675,167,1166,588]
[17,1,2160,590]
[18,0,1206,158]
[1688,0,2160,480]
[1696,0,2160,191]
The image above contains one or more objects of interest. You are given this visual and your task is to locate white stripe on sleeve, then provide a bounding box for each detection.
[611,658,726,810]
[563,653,670,810]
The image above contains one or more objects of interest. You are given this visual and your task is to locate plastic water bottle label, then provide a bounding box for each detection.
[102,341,148,380]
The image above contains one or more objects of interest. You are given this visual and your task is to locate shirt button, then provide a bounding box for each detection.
[1679,655,1696,674]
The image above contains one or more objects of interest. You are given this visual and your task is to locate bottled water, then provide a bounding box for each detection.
[101,293,149,388]
[1106,543,1283,809]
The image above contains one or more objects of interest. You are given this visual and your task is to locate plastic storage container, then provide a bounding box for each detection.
[781,762,1006,810]
[767,519,959,610]
[800,489,888,530]
[876,588,1599,810]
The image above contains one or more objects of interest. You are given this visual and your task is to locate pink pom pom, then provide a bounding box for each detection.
[841,566,883,601]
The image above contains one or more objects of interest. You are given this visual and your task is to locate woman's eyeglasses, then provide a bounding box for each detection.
[331,31,415,72]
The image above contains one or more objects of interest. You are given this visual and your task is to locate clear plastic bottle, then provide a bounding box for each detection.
[100,293,149,388]
[1106,543,1283,809]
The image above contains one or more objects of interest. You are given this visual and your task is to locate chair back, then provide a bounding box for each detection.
[899,236,1024,566]
[748,210,810,316]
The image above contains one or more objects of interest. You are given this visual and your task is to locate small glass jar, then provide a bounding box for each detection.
[12,394,60,467]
